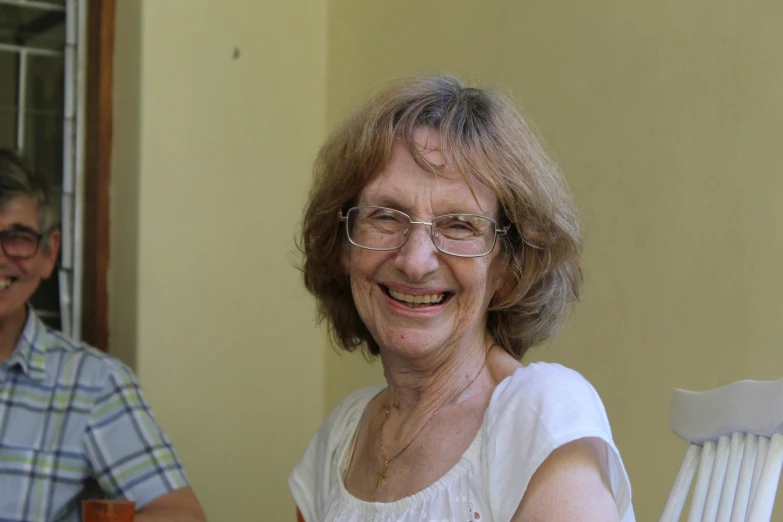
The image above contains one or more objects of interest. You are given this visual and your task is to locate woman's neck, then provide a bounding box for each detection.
[379,332,496,422]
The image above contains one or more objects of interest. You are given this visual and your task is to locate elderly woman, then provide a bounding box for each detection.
[290,74,634,522]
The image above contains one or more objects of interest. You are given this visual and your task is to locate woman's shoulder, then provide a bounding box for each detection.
[487,361,607,427]
[324,384,386,438]
[485,361,616,446]
[303,383,386,460]
[289,384,385,522]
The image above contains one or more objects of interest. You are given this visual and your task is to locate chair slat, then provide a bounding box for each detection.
[747,436,770,516]
[746,433,783,522]
[716,432,746,522]
[688,441,718,522]
[730,434,758,522]
[702,436,732,522]
[659,444,702,522]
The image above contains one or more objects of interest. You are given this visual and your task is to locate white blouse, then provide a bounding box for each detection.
[290,362,635,522]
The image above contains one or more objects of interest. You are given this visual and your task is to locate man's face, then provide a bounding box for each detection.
[0,197,60,323]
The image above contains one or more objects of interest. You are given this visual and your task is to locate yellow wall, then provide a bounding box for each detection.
[110,0,327,519]
[326,1,783,520]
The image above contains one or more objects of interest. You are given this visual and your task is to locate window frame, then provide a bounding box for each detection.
[80,0,113,351]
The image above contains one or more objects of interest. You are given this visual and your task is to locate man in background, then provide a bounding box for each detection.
[0,149,206,521]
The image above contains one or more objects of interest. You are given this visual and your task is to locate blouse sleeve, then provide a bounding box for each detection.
[480,363,634,521]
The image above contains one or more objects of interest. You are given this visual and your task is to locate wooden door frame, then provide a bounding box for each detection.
[81,0,114,351]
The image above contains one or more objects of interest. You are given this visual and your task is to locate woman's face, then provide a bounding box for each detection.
[345,128,506,360]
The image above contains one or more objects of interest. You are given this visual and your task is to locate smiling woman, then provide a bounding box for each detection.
[290,74,636,522]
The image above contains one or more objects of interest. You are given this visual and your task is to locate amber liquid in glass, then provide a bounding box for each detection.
[82,499,135,522]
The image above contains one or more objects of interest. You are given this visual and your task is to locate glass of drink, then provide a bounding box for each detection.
[82,499,135,522]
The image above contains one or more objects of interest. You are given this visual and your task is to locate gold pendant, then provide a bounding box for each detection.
[375,460,389,489]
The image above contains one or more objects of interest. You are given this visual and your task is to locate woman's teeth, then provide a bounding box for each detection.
[0,278,15,290]
[388,288,446,306]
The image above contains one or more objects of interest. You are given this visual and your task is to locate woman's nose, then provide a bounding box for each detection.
[393,224,439,281]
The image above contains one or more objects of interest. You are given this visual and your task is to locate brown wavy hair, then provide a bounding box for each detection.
[299,74,582,359]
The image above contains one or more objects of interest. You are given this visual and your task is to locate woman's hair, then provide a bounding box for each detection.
[0,148,59,252]
[299,73,582,359]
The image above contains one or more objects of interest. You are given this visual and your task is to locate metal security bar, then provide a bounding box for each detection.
[0,0,85,338]
[62,0,86,339]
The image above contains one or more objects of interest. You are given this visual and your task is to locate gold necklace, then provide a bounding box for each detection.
[374,344,495,489]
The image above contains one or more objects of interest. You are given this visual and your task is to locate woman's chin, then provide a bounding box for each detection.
[375,329,452,360]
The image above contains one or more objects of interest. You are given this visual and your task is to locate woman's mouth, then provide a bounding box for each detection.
[0,277,17,291]
[382,286,450,308]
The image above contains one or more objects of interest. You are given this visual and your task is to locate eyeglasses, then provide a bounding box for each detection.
[0,229,43,259]
[338,206,509,258]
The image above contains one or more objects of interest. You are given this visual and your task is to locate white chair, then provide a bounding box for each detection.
[659,377,783,522]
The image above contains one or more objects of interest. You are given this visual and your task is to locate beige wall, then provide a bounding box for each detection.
[111,0,327,519]
[326,1,783,520]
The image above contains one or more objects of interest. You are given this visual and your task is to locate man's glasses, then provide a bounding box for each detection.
[338,206,509,258]
[0,229,43,259]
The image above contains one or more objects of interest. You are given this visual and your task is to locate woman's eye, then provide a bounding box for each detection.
[448,223,472,231]
[442,219,477,232]
[372,213,400,222]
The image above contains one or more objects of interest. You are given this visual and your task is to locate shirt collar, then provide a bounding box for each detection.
[4,306,48,380]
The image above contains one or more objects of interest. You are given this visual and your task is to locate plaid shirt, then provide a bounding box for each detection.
[0,309,188,521]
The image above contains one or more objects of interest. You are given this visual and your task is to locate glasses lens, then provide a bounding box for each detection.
[1,231,39,258]
[347,207,410,250]
[432,215,496,256]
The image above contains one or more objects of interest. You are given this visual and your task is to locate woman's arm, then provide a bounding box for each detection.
[296,507,305,522]
[512,437,621,522]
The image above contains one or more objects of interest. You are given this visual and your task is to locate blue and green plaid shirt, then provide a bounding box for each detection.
[0,309,189,521]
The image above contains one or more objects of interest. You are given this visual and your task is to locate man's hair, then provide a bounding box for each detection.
[298,73,583,360]
[0,149,60,251]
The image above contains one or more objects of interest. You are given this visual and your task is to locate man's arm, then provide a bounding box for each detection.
[134,487,205,522]
[84,360,205,519]
[511,437,621,522]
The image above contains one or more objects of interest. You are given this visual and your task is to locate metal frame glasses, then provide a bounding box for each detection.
[338,206,509,258]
